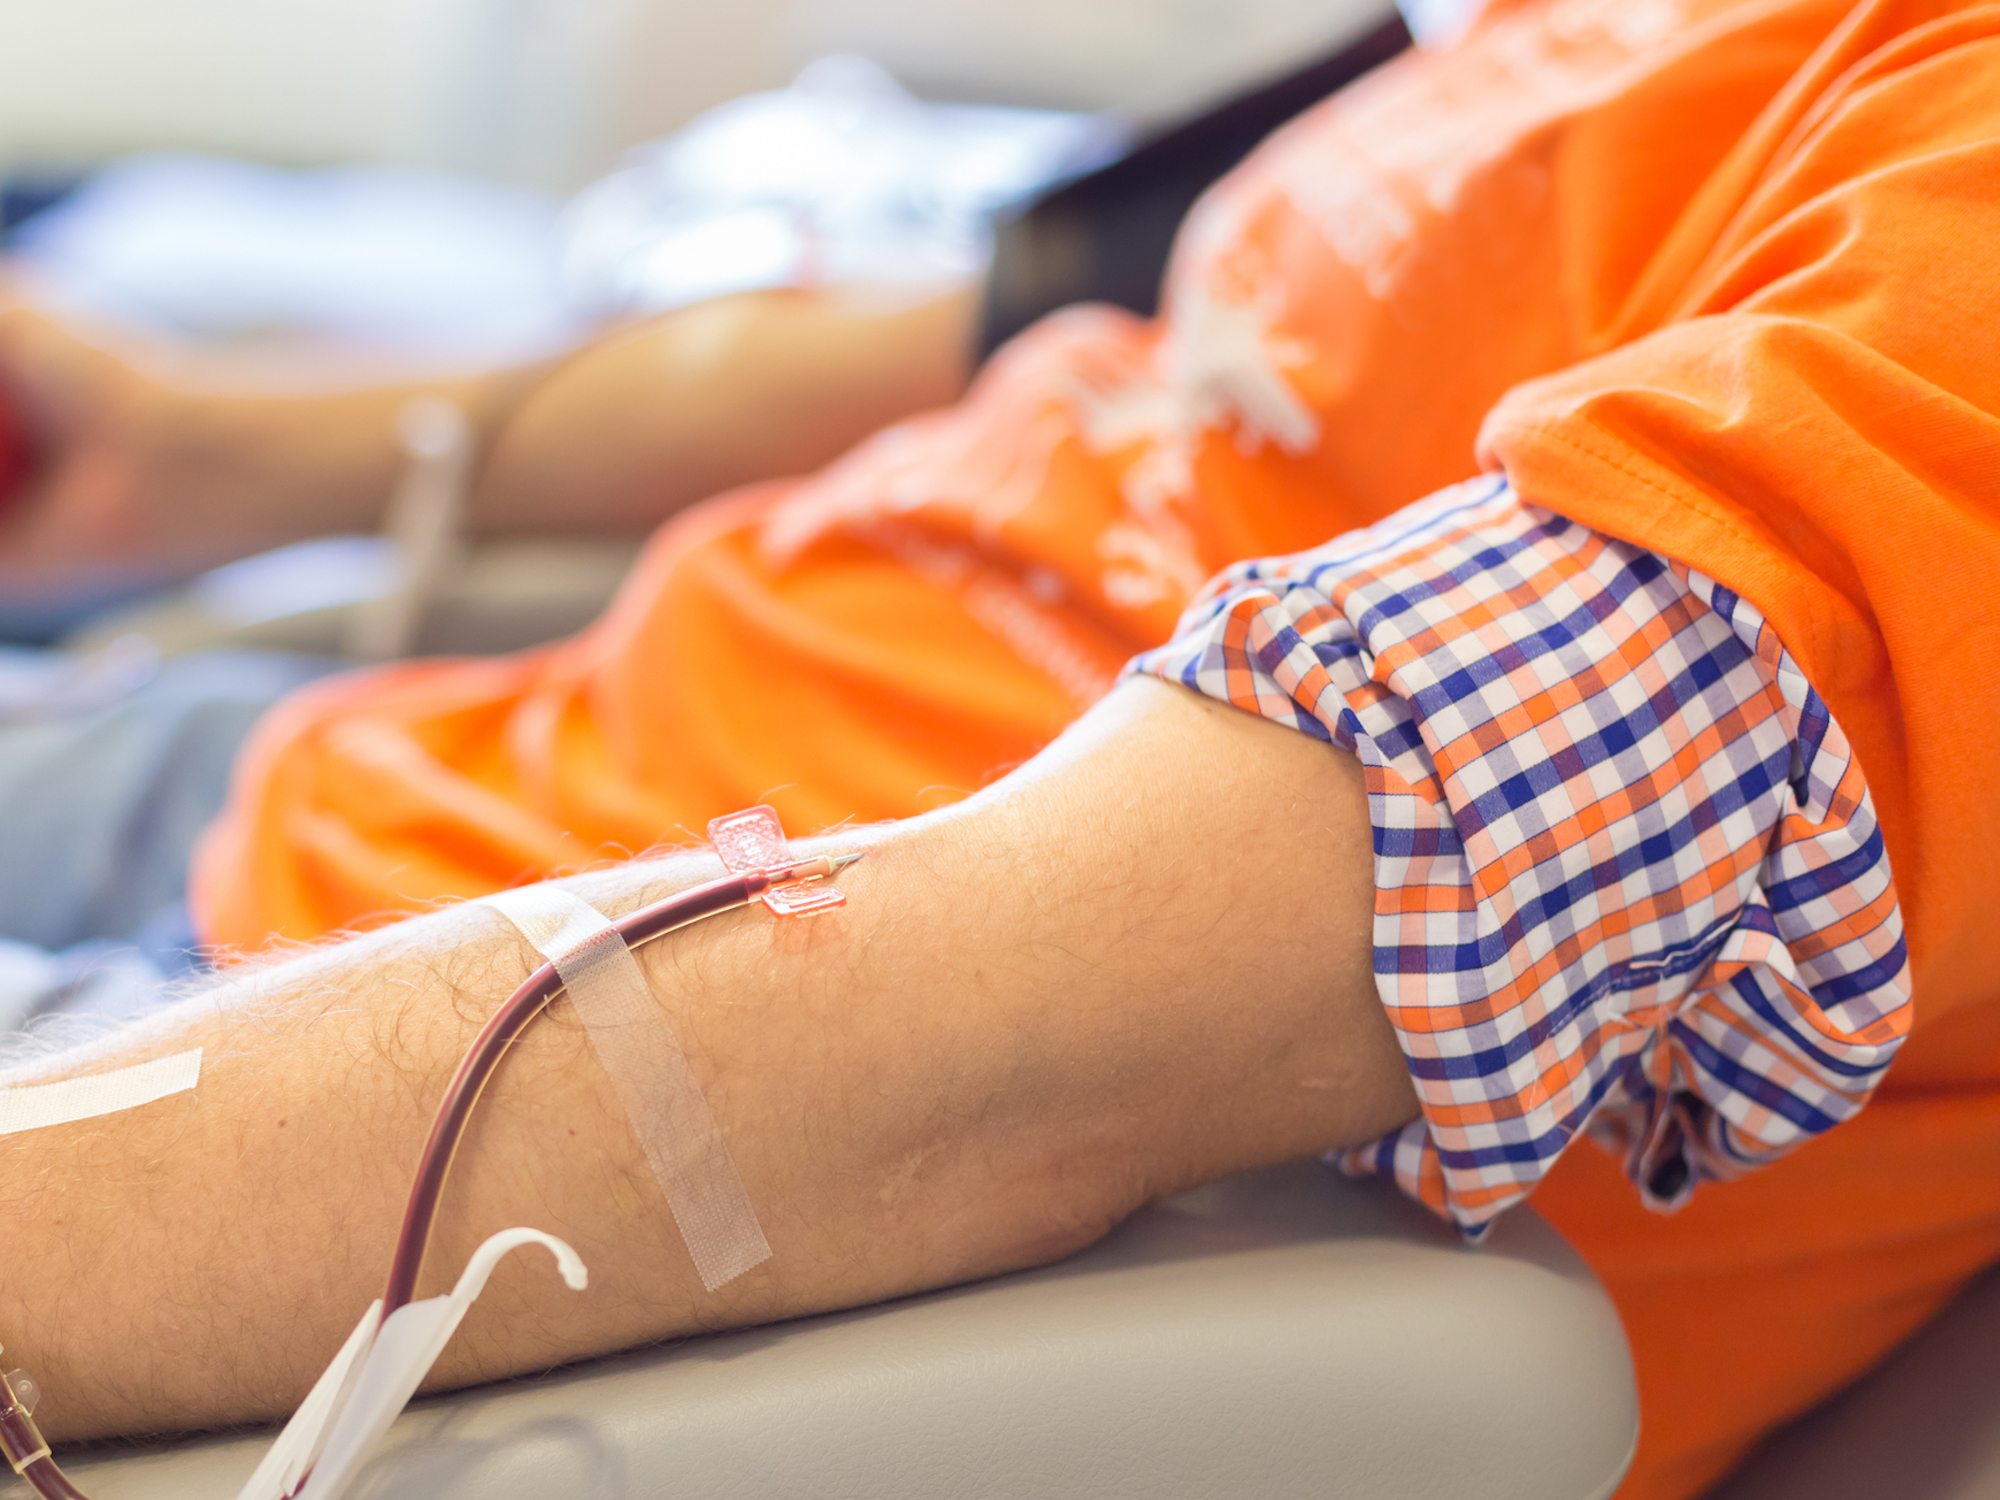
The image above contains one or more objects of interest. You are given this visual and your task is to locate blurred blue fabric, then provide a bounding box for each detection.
[0,646,340,1033]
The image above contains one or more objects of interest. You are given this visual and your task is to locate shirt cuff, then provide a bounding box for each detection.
[1129,474,1912,1236]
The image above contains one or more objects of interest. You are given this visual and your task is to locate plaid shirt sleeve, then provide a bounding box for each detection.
[1129,475,1912,1237]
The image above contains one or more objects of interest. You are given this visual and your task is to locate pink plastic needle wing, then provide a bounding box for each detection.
[708,805,789,873]
[760,882,845,917]
[707,806,847,918]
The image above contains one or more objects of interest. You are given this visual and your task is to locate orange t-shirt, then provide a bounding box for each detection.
[193,3,2000,1495]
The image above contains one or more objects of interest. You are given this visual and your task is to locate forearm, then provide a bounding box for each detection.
[104,369,503,560]
[221,279,981,543]
[474,280,978,535]
[0,279,976,582]
[0,679,1409,1442]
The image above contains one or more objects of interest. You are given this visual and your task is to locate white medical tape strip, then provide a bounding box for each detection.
[0,1047,202,1136]
[476,886,772,1290]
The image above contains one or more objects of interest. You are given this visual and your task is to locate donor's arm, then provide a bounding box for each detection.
[0,676,1411,1443]
[0,279,977,589]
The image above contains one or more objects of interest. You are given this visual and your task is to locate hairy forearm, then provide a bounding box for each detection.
[0,679,1410,1443]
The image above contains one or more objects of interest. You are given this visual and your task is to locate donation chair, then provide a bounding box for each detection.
[20,1160,1639,1500]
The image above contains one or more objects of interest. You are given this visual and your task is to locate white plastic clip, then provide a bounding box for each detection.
[238,1228,586,1500]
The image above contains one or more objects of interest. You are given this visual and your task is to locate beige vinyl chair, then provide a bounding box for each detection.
[24,1161,1639,1500]
[64,536,645,665]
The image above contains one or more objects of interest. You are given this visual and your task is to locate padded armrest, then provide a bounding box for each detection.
[33,1162,1636,1500]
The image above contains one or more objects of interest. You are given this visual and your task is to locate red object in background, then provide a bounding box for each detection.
[0,392,26,505]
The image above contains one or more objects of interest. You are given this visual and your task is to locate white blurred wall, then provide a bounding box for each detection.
[782,0,1391,118]
[0,0,498,175]
[0,0,1386,191]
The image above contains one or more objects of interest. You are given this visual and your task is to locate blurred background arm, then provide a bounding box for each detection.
[0,0,1406,641]
[477,279,978,534]
[0,277,978,586]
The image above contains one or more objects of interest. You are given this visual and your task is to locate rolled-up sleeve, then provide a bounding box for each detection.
[1129,474,1912,1236]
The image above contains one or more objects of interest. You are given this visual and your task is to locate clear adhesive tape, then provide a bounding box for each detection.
[475,887,772,1291]
[0,1048,202,1136]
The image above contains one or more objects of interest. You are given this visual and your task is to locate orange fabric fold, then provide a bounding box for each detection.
[192,4,2000,1496]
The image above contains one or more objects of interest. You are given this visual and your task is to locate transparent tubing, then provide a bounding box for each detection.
[0,853,853,1498]
[1,1364,79,1499]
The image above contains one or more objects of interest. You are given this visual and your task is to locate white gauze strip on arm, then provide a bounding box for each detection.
[475,886,772,1290]
[0,1048,202,1135]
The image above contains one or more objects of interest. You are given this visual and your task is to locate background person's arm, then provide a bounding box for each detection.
[0,676,1410,1443]
[0,278,978,590]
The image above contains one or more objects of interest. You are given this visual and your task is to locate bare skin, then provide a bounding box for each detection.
[0,278,979,595]
[0,676,1411,1444]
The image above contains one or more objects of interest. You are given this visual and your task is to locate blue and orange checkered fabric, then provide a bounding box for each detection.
[1132,475,1913,1235]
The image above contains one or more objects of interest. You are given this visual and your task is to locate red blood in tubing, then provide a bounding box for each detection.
[0,394,25,504]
